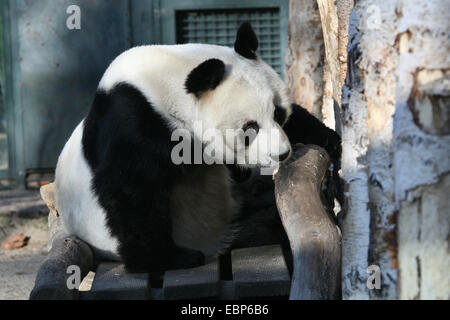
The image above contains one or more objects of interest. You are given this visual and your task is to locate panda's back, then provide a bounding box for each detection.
[54,120,121,260]
[54,83,239,261]
[97,44,237,114]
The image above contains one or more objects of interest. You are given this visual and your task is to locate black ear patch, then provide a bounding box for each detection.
[185,58,226,98]
[234,21,259,60]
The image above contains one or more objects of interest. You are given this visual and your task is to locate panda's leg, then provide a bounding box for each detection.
[93,169,204,273]
[116,215,205,273]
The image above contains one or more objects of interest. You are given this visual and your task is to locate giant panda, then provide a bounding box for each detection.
[54,22,341,273]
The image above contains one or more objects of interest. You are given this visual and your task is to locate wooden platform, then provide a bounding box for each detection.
[31,236,291,300]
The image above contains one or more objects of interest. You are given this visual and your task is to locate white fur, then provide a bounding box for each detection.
[99,44,291,166]
[54,121,120,260]
[55,43,291,260]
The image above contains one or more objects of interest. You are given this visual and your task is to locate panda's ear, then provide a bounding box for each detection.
[234,21,259,60]
[185,58,226,98]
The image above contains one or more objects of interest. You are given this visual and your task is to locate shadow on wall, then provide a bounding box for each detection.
[10,0,134,173]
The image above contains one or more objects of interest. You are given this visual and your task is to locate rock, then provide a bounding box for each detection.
[40,183,57,216]
[1,234,30,250]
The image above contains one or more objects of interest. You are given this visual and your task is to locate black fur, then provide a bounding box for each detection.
[284,104,341,161]
[185,58,226,98]
[229,103,341,183]
[82,83,204,273]
[234,21,259,60]
[81,81,340,273]
[230,103,342,273]
[274,105,287,126]
[283,104,343,223]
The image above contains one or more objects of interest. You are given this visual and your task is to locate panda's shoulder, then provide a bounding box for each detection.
[82,82,175,171]
[98,46,161,91]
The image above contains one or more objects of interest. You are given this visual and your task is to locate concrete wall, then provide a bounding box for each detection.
[9,0,132,172]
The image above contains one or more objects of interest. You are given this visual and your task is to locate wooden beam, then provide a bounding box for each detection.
[274,143,341,299]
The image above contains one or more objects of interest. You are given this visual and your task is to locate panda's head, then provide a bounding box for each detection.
[184,22,292,169]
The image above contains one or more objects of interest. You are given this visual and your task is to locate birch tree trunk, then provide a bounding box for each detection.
[394,0,450,300]
[329,0,449,299]
[340,0,398,299]
[287,0,448,299]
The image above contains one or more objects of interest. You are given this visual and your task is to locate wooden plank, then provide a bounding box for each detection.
[231,245,290,298]
[163,258,220,300]
[83,263,149,300]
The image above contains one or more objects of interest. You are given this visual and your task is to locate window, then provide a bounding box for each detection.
[176,8,283,75]
[160,0,289,77]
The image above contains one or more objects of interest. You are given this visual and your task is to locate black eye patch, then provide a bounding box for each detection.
[242,121,259,147]
[274,105,287,125]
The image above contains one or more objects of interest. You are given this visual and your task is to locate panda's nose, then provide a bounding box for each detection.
[271,151,290,162]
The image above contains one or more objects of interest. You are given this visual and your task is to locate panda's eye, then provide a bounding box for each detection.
[241,121,259,147]
[274,105,287,125]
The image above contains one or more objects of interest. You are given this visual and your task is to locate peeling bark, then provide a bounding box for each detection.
[286,0,325,119]
[408,69,450,135]
[321,61,336,130]
[317,0,353,106]
[398,173,450,299]
[394,0,450,300]
[340,0,399,299]
[339,0,449,299]
[288,0,449,299]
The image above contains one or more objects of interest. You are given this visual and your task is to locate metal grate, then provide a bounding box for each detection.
[176,8,282,75]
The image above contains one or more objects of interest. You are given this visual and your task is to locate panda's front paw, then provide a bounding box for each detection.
[323,128,341,162]
[172,247,205,270]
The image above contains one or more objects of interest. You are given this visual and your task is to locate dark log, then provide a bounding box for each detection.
[274,144,341,300]
[30,235,94,300]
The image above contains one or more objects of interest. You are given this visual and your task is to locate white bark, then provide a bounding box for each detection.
[398,175,450,299]
[288,0,449,299]
[339,0,398,299]
[394,0,450,300]
[339,0,449,299]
